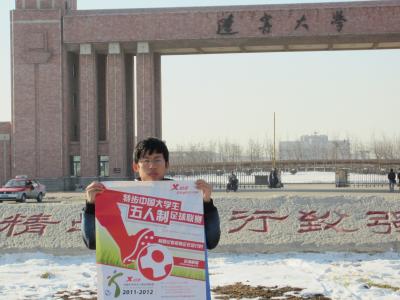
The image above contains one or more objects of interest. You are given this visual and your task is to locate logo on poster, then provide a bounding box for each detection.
[170,183,198,195]
[171,183,189,191]
[126,276,141,283]
[106,270,124,298]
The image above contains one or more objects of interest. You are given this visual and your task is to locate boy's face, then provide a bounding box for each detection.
[133,152,168,181]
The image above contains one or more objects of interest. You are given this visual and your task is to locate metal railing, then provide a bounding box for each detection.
[167,170,391,190]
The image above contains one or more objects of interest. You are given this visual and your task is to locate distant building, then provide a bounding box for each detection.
[352,150,371,160]
[279,134,351,160]
[170,151,218,165]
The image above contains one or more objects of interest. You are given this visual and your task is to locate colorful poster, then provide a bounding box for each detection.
[95,181,210,299]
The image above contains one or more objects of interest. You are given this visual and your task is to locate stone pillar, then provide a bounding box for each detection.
[79,44,98,178]
[125,54,135,178]
[136,42,162,143]
[11,8,64,181]
[0,123,11,185]
[106,43,128,178]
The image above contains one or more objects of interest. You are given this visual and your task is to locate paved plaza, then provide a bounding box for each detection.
[0,183,395,205]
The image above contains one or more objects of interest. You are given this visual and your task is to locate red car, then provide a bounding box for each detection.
[0,175,46,203]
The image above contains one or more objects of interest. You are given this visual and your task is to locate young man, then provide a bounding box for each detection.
[81,137,221,261]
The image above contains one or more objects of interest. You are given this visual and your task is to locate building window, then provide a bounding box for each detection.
[68,52,79,142]
[72,93,77,108]
[70,156,81,177]
[97,54,107,141]
[99,156,109,177]
[72,63,77,78]
[73,124,78,140]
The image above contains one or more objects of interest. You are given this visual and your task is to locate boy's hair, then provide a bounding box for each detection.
[134,137,169,163]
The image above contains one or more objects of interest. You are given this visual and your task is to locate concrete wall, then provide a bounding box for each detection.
[0,203,87,254]
[217,195,400,253]
[0,195,399,254]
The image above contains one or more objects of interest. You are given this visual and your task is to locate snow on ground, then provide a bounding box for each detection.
[209,252,400,300]
[0,252,97,299]
[1,251,400,300]
[281,171,335,183]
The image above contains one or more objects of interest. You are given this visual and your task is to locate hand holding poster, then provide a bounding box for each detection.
[95,181,210,299]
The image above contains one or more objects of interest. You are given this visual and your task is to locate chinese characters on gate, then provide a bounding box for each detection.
[216,9,347,35]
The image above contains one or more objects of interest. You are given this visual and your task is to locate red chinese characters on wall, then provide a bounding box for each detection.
[0,213,85,237]
[66,214,82,233]
[1,209,400,238]
[298,210,358,233]
[228,210,288,233]
[228,209,400,235]
[0,213,61,237]
[366,211,400,234]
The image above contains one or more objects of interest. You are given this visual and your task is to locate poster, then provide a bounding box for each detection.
[95,181,210,299]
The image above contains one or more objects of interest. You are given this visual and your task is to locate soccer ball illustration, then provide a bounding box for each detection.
[137,244,173,281]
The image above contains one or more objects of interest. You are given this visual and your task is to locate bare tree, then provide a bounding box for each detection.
[349,136,369,159]
[217,139,243,162]
[371,133,396,160]
[262,135,274,161]
[292,141,304,161]
[394,135,400,160]
[171,133,400,169]
[247,138,262,161]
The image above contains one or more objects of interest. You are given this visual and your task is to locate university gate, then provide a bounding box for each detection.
[10,0,400,189]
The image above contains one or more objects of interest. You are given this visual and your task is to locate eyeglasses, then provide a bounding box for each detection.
[138,158,165,166]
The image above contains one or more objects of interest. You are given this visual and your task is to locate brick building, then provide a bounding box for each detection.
[9,0,400,190]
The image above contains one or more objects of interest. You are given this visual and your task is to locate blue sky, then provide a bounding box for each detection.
[1,0,398,148]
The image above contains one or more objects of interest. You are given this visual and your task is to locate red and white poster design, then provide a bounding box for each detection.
[95,181,208,299]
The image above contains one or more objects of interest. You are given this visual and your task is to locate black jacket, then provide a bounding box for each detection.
[81,185,221,250]
[388,171,396,182]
